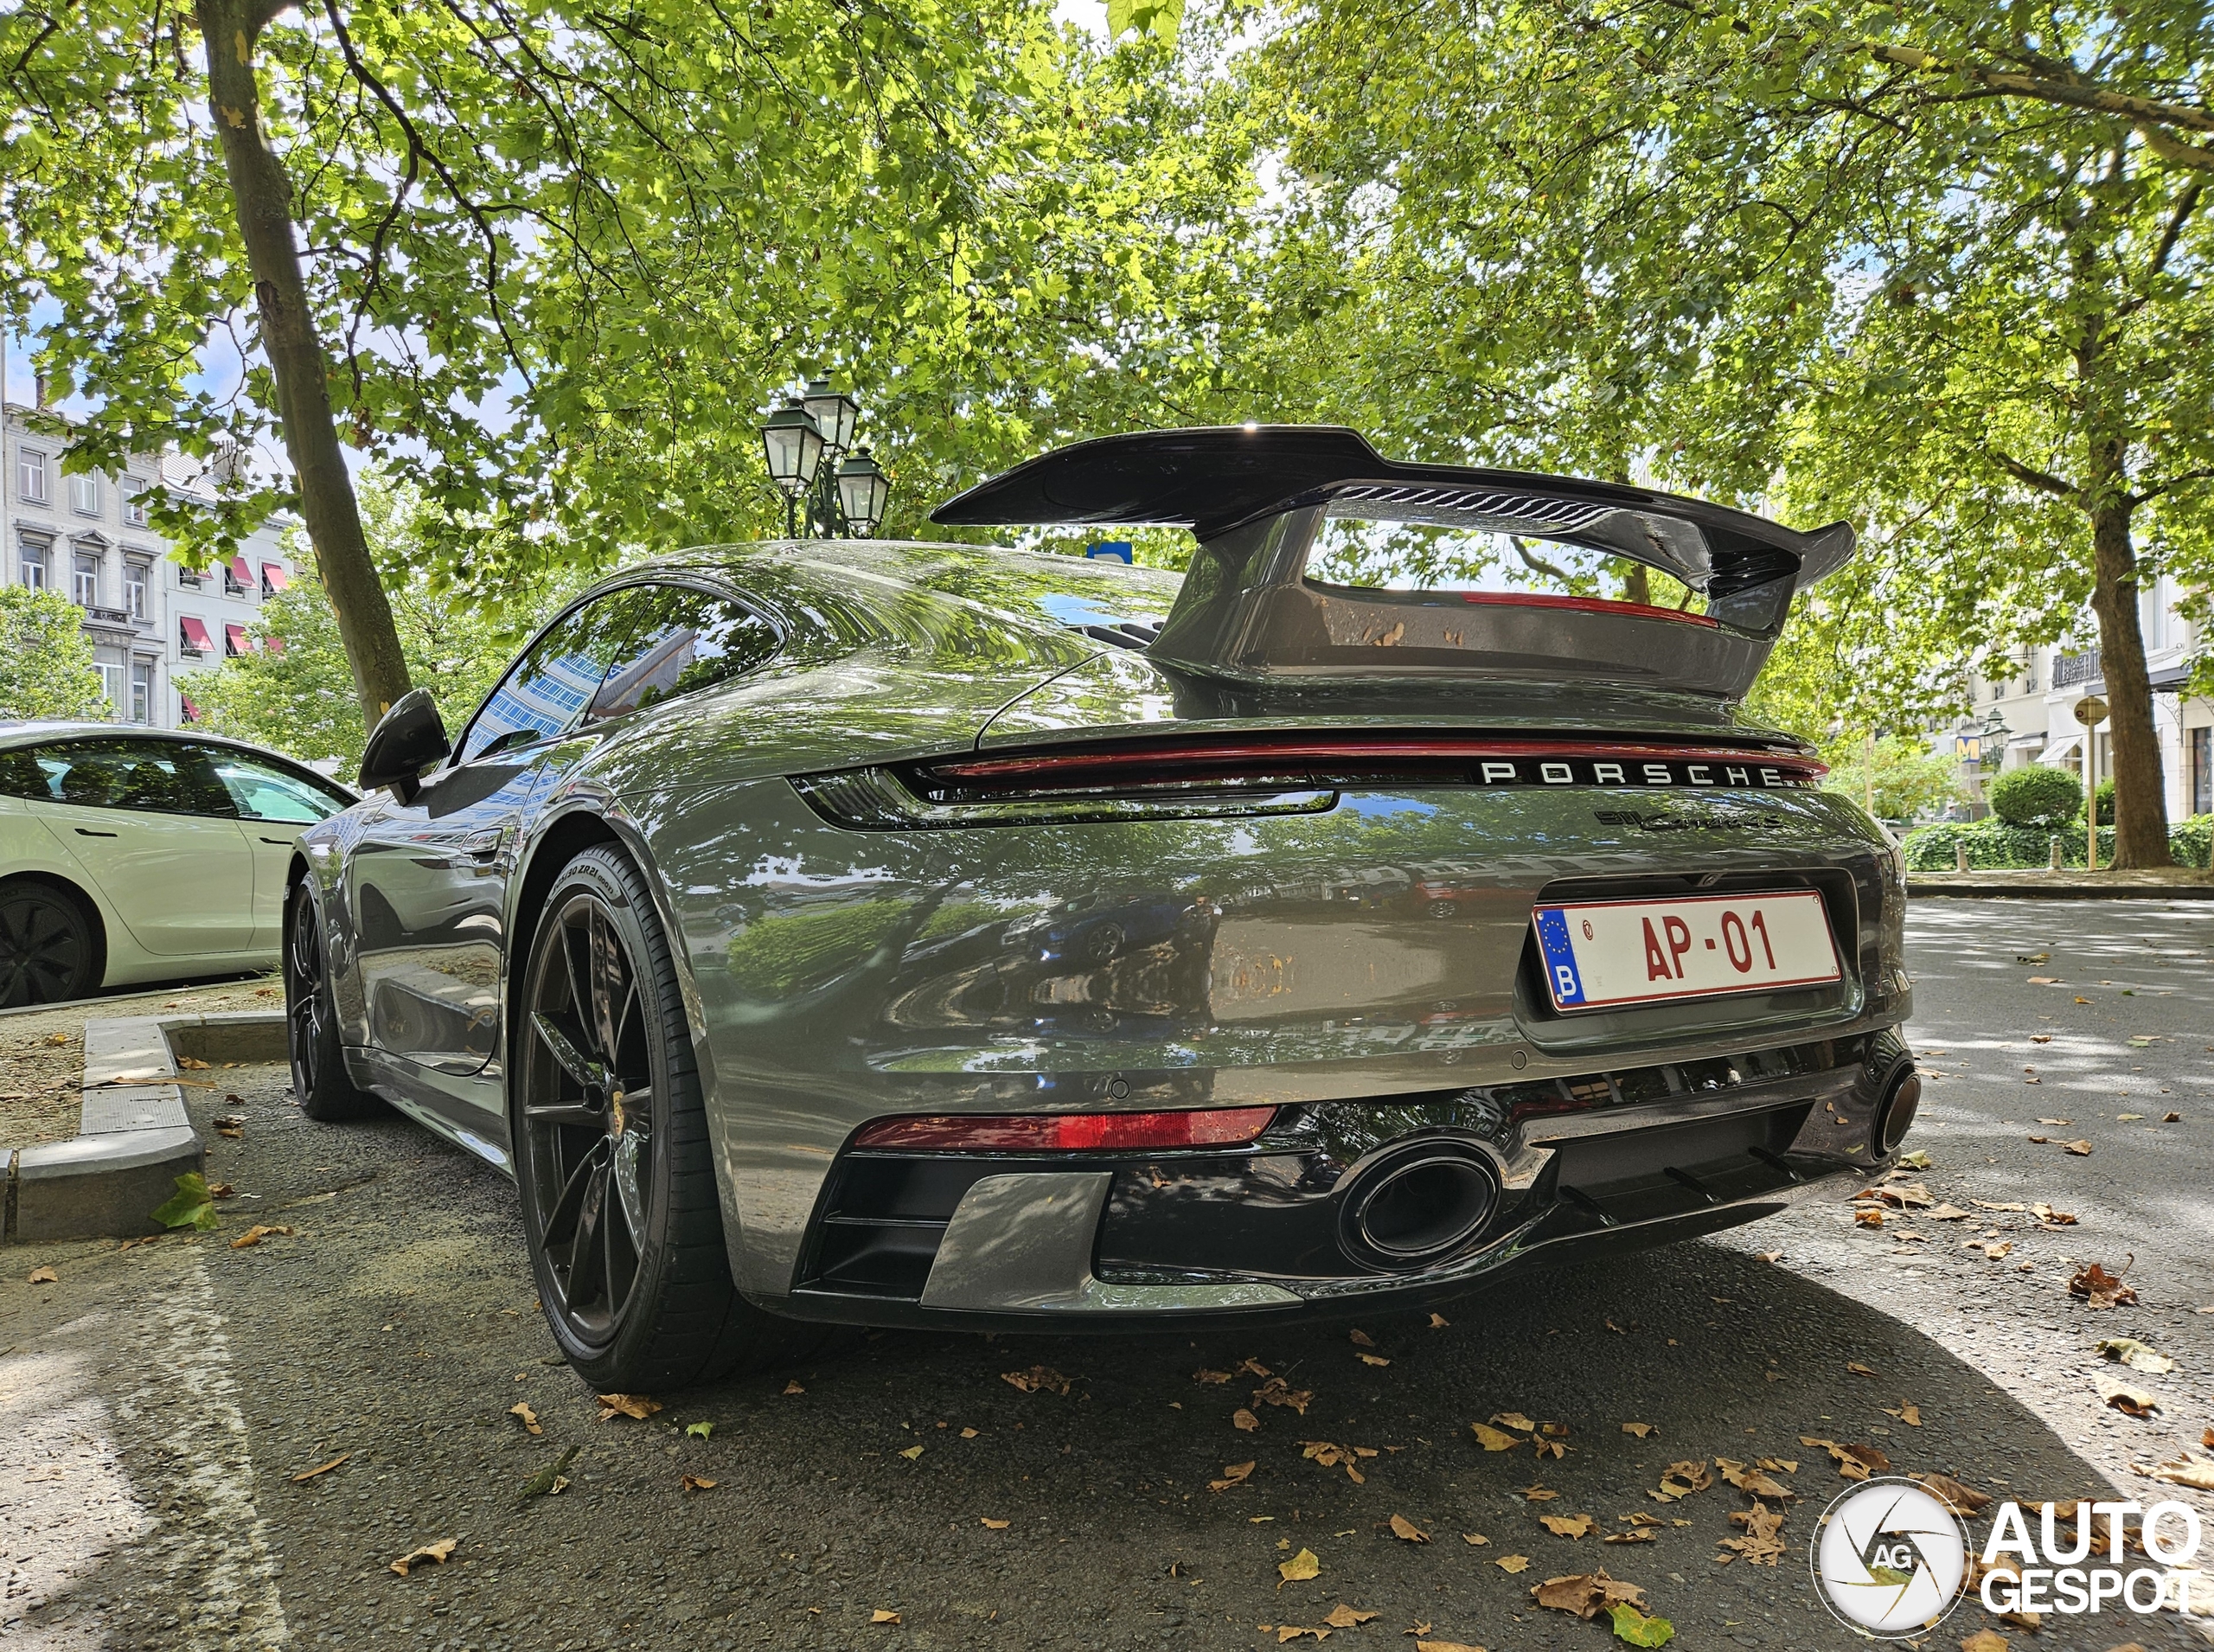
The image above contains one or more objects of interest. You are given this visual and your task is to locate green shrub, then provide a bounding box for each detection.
[1985,765,2083,827]
[2095,777,2115,825]
[1902,816,2211,871]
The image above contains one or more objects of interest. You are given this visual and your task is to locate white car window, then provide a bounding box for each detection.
[209,753,349,823]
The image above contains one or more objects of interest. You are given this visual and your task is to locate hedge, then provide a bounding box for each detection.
[1904,814,2213,871]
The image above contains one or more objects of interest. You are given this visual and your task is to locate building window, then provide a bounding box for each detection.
[67,471,102,516]
[123,560,150,619]
[17,447,48,503]
[72,552,99,607]
[2194,727,2212,817]
[94,658,125,710]
[2024,652,2040,692]
[17,539,45,590]
[177,563,203,590]
[122,478,150,528]
[222,558,248,597]
[130,661,153,725]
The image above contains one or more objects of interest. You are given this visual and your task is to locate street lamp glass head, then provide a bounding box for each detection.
[760,398,824,495]
[836,451,890,535]
[803,379,861,452]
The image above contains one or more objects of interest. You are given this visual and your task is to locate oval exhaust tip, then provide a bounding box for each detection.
[1342,1144,1499,1270]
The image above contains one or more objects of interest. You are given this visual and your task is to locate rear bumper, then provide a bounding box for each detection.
[768,1028,1909,1331]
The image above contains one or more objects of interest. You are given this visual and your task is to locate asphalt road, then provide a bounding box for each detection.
[3,900,2211,1652]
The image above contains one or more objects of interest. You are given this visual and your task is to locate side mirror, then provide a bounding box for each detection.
[359,688,450,804]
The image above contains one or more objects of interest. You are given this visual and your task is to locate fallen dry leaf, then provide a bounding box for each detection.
[1656,1459,1712,1498]
[1211,1460,1257,1491]
[979,1516,1010,1529]
[1959,1631,2009,1652]
[1982,1243,2012,1260]
[1350,1329,1376,1348]
[2064,1139,2093,1156]
[1621,1422,1654,1438]
[1413,1642,1485,1652]
[1929,1204,1971,1221]
[1238,1358,1271,1376]
[1973,1200,2028,1212]
[290,1451,351,1482]
[899,1444,924,1460]
[1492,1411,1538,1431]
[2070,1260,2139,1309]
[1883,1403,1923,1427]
[2099,1382,2161,1418]
[1234,1408,1261,1432]
[782,1379,804,1395]
[26,1265,56,1284]
[1912,1472,1993,1514]
[1277,1546,1321,1585]
[1524,1484,1560,1502]
[597,1393,662,1421]
[1494,1554,1531,1573]
[1540,1514,1595,1538]
[1275,1630,1326,1646]
[681,1475,717,1492]
[2028,1135,2050,1144]
[1846,1361,1878,1376]
[2096,1337,2175,1374]
[228,1224,294,1249]
[177,1055,209,1069]
[509,1402,542,1436]
[1001,1365,1072,1395]
[1470,1423,1520,1451]
[1323,1604,1378,1628]
[1532,1437,1566,1461]
[1301,1441,1377,1482]
[872,1609,900,1624]
[2151,1458,2214,1491]
[2032,1203,2077,1226]
[1714,1458,1794,1499]
[1717,1501,1787,1566]
[1254,1376,1313,1414]
[1390,1514,1430,1543]
[1193,1367,1232,1384]
[1529,1570,1645,1619]
[1462,1533,1488,1546]
[1429,1312,1449,1329]
[960,1427,978,1438]
[389,1538,458,1576]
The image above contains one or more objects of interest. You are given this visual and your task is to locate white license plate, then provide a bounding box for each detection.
[1532,891,1841,1012]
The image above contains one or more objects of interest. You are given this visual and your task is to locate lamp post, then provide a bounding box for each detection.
[757,376,892,538]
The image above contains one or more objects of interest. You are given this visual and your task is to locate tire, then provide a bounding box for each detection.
[284,880,385,1120]
[513,845,826,1390]
[0,878,99,1008]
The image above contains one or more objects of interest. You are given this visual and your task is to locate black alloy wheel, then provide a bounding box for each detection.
[515,846,829,1389]
[0,880,96,1008]
[284,883,383,1119]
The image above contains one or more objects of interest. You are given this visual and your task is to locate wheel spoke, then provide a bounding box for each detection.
[611,1128,649,1246]
[530,1011,605,1091]
[543,1137,605,1245]
[560,917,595,1037]
[524,1099,604,1128]
[589,908,626,1062]
[566,1160,611,1309]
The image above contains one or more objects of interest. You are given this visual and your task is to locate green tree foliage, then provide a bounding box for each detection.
[1987,765,2085,829]
[1235,0,2214,864]
[0,586,108,721]
[1820,737,1967,823]
[185,475,577,770]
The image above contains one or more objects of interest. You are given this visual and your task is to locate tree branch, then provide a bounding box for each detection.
[1987,449,2080,500]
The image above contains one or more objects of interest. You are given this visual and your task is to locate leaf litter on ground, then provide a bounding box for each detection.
[389,1539,458,1575]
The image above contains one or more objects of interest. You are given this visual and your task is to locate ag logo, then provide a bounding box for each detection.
[1811,1479,1969,1636]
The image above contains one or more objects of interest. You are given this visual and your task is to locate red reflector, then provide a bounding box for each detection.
[1456,590,1719,628]
[852,1105,1277,1152]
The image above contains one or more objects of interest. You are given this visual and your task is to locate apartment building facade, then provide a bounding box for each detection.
[3,404,295,729]
[1947,573,2214,820]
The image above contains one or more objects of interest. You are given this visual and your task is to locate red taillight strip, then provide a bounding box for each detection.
[1454,590,1720,628]
[852,1105,1278,1153]
[931,737,1824,784]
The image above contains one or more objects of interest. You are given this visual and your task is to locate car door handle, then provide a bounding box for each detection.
[464,828,508,862]
[259,836,291,846]
[74,827,118,838]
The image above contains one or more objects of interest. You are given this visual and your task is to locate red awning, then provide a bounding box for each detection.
[179,616,216,652]
[225,623,251,656]
[229,555,253,589]
[179,695,200,722]
[261,561,291,592]
[265,634,285,655]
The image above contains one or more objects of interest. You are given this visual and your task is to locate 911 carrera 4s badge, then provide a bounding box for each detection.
[1532,891,1842,1011]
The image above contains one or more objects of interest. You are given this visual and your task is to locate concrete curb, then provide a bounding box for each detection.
[3,1011,286,1243]
[1909,874,2214,900]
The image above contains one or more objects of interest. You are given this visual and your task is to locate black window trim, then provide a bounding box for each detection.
[4,734,243,821]
[447,574,784,772]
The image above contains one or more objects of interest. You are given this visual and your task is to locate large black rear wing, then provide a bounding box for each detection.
[931,426,1854,701]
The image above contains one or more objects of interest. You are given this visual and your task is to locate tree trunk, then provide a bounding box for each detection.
[196,0,411,733]
[2084,493,2172,866]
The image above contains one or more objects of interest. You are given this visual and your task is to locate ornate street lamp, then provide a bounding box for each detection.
[759,396,825,538]
[758,375,891,539]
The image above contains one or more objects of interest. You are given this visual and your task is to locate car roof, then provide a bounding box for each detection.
[0,721,355,791]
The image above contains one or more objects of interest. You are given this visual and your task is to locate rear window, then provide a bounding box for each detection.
[1306,506,1710,618]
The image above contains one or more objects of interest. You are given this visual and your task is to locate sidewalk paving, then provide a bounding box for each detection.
[1910,868,2214,899]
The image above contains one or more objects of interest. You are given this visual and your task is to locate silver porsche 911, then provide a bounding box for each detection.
[288,426,1916,1390]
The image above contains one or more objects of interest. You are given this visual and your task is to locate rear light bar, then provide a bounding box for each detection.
[852,1105,1278,1153]
[1456,591,1719,629]
[792,734,1824,829]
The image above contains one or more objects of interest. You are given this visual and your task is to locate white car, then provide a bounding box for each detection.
[0,722,356,1008]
